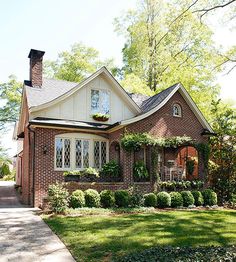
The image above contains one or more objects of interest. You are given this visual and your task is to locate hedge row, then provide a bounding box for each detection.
[69,189,217,209]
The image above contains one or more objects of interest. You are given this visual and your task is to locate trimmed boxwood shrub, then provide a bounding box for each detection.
[100,190,115,208]
[84,189,100,207]
[191,191,204,206]
[143,193,157,207]
[48,182,69,213]
[181,191,195,207]
[114,190,130,207]
[202,189,217,206]
[70,189,85,208]
[156,192,171,208]
[170,192,183,208]
[130,193,143,207]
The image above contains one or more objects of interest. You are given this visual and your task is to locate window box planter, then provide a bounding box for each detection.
[92,113,109,122]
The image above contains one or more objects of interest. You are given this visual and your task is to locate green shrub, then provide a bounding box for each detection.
[100,190,115,208]
[143,193,157,207]
[130,193,143,207]
[84,189,100,207]
[114,190,130,207]
[170,192,183,208]
[101,160,120,178]
[191,191,204,206]
[48,182,69,213]
[70,190,85,208]
[156,192,171,208]
[133,161,149,179]
[202,189,217,206]
[181,191,195,207]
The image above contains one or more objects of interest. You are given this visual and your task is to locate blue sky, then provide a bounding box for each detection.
[0,0,235,155]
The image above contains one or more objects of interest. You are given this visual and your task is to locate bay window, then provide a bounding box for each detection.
[55,134,108,171]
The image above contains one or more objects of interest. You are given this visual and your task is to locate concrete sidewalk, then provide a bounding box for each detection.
[0,181,75,262]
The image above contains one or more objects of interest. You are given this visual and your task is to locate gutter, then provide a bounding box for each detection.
[28,124,36,207]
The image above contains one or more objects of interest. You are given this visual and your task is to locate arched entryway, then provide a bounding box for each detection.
[177,146,198,180]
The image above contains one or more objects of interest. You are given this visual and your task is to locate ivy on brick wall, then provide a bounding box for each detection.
[121,133,193,152]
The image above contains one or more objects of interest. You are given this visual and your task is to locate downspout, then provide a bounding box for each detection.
[28,125,35,207]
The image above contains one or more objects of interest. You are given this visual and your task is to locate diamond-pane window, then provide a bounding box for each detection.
[75,140,82,168]
[55,138,63,168]
[83,140,89,168]
[101,142,107,167]
[64,139,71,168]
[94,141,100,168]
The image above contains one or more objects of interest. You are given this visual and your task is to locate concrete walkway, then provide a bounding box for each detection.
[0,181,75,262]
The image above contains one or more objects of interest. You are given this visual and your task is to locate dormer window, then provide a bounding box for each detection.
[173,103,182,117]
[91,89,110,114]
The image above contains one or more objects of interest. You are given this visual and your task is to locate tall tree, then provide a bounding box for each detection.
[0,75,22,130]
[114,0,235,118]
[44,42,115,82]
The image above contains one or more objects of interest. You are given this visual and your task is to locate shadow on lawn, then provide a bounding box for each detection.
[45,210,236,262]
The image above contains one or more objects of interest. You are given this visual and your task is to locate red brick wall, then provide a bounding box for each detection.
[28,90,208,207]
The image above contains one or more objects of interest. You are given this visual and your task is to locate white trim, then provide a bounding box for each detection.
[112,83,213,133]
[29,67,141,114]
[54,133,109,171]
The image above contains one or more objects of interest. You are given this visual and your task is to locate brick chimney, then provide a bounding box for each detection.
[28,49,45,87]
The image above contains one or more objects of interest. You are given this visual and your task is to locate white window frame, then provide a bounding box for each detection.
[90,89,110,115]
[172,103,182,117]
[54,133,109,171]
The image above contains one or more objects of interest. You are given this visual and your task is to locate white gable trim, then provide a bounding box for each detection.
[108,83,213,133]
[29,67,141,114]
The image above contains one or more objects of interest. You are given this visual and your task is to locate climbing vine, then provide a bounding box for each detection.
[195,143,210,169]
[121,132,193,152]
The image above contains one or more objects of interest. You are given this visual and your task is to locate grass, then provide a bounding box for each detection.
[43,209,236,262]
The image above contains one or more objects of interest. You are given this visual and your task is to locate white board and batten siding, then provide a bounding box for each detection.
[30,75,136,124]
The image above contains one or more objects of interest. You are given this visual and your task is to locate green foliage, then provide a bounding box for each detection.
[170,192,183,208]
[84,189,101,208]
[48,182,69,213]
[101,160,120,178]
[121,132,193,152]
[181,191,195,207]
[196,143,210,171]
[0,75,22,129]
[209,100,236,204]
[186,159,195,177]
[43,42,115,82]
[70,190,85,208]
[114,0,225,119]
[64,168,99,178]
[100,190,115,208]
[130,193,143,207]
[159,180,204,191]
[191,191,204,206]
[143,193,157,207]
[92,113,110,121]
[202,189,217,206]
[114,190,130,208]
[156,192,171,208]
[133,161,148,179]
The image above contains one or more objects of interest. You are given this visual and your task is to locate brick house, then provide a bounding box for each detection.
[14,49,214,207]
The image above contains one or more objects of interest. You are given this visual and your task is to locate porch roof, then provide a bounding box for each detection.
[29,117,120,131]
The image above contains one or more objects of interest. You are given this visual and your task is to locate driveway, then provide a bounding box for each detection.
[0,181,75,262]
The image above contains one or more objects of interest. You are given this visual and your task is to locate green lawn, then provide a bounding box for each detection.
[44,210,236,262]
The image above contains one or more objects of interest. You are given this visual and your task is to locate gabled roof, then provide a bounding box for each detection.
[25,67,141,114]
[116,83,214,133]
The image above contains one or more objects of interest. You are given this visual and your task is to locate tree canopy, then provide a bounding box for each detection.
[43,42,115,82]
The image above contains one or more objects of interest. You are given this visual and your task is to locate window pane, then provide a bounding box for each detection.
[101,141,107,167]
[91,90,99,114]
[94,141,100,168]
[64,139,71,168]
[75,140,82,168]
[83,140,89,168]
[101,90,110,114]
[55,138,63,168]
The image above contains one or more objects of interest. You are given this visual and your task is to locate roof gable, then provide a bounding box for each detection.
[27,67,141,114]
[117,83,213,133]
